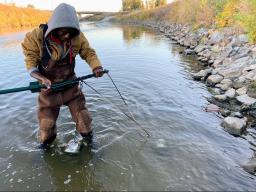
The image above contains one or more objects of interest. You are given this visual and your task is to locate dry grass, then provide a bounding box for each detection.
[0,3,51,33]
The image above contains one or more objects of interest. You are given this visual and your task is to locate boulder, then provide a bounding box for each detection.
[238,34,249,44]
[218,79,233,91]
[207,74,224,85]
[209,31,224,44]
[222,117,247,136]
[247,83,256,98]
[220,109,231,117]
[242,64,256,74]
[225,88,236,99]
[204,104,220,112]
[192,68,212,80]
[195,45,207,53]
[214,94,227,101]
[216,57,251,79]
[230,112,243,118]
[184,48,194,55]
[208,87,221,95]
[236,87,247,96]
[233,77,247,89]
[236,94,256,105]
[212,59,223,68]
[242,158,256,174]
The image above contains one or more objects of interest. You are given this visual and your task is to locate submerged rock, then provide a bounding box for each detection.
[222,117,247,136]
[242,158,256,174]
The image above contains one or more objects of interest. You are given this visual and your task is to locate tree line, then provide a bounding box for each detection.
[122,0,167,11]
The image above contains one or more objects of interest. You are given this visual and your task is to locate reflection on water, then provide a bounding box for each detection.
[0,22,255,191]
[122,24,162,46]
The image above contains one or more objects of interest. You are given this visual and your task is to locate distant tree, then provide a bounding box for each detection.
[148,0,156,9]
[27,4,35,8]
[155,0,167,7]
[122,0,144,11]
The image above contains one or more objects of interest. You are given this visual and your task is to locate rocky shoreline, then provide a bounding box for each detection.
[111,19,256,174]
[114,20,256,136]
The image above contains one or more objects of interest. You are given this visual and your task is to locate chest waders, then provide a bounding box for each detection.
[38,24,93,148]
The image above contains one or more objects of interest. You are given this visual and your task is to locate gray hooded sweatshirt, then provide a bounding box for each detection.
[45,3,80,37]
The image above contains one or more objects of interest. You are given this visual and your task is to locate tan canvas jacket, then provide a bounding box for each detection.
[22,28,102,72]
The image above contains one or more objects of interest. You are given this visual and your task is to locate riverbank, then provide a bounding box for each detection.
[113,19,256,134]
[108,18,256,174]
[0,3,50,34]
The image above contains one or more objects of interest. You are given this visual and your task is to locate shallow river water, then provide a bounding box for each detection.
[0,22,255,191]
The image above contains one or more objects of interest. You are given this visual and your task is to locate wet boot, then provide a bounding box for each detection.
[38,134,57,150]
[80,131,93,145]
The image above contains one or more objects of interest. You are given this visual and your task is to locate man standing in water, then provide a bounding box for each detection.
[22,3,104,148]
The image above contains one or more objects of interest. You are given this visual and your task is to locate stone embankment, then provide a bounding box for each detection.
[122,20,256,174]
[159,22,256,137]
[119,20,256,139]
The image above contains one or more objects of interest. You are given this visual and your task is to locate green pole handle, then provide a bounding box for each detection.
[0,69,109,95]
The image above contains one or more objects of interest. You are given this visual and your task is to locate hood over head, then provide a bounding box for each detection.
[45,3,80,38]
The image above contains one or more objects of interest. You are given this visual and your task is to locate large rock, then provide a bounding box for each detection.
[216,56,251,79]
[222,117,247,136]
[211,44,222,53]
[194,45,207,53]
[236,87,247,96]
[204,104,220,112]
[207,74,224,85]
[244,70,256,81]
[192,68,212,80]
[208,87,221,95]
[214,94,227,101]
[247,83,256,98]
[219,79,233,91]
[184,48,194,55]
[233,77,247,89]
[242,158,256,174]
[209,31,224,44]
[225,88,236,99]
[212,59,223,68]
[242,64,256,74]
[238,34,249,44]
[236,94,256,105]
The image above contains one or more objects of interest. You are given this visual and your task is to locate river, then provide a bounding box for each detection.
[0,21,255,191]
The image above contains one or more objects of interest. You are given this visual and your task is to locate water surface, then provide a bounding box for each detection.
[0,22,255,191]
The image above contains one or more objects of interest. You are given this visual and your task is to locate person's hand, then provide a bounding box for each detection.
[41,78,51,93]
[93,66,104,78]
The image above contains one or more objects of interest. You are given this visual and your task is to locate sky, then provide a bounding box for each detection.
[0,0,173,12]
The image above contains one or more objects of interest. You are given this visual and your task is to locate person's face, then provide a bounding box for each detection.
[57,28,72,42]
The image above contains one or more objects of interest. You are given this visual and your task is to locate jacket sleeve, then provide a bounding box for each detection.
[78,32,102,70]
[21,29,41,73]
